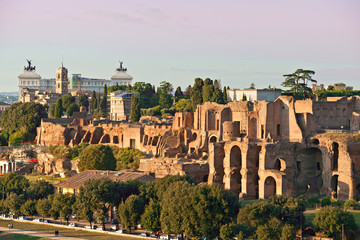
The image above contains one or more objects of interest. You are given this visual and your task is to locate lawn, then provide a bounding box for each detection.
[0,220,142,240]
[0,231,50,240]
[25,174,68,185]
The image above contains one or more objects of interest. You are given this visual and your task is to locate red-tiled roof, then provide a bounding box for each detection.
[55,170,156,189]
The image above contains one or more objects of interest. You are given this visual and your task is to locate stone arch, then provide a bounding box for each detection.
[264,176,276,199]
[143,135,148,145]
[332,142,339,171]
[230,145,241,169]
[100,134,110,143]
[296,148,323,194]
[152,136,159,146]
[274,158,286,171]
[311,138,319,145]
[229,145,242,194]
[192,132,197,141]
[65,128,77,145]
[81,131,91,143]
[331,174,339,198]
[209,135,217,143]
[113,135,119,144]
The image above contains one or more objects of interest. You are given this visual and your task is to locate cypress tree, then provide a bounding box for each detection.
[202,78,214,103]
[130,95,140,122]
[100,84,108,112]
[54,98,63,119]
[90,91,97,114]
[190,78,204,111]
[223,87,228,103]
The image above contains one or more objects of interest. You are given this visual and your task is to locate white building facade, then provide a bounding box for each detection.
[227,89,282,102]
[109,91,134,121]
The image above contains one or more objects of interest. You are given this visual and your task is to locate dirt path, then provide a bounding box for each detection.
[0,226,87,240]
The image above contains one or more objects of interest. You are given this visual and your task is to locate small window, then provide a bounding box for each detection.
[277,124,280,136]
[317,162,320,170]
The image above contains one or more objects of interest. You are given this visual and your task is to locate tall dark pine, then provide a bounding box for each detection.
[54,98,63,119]
[90,91,97,114]
[100,84,108,112]
[130,95,140,123]
[223,87,228,103]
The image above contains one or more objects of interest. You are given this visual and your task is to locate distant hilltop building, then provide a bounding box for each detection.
[18,60,133,98]
[311,84,324,91]
[334,82,353,91]
[227,88,282,102]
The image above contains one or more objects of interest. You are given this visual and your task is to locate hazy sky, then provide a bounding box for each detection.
[0,0,359,92]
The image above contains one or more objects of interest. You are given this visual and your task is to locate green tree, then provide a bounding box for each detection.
[100,84,108,112]
[202,78,214,102]
[36,198,52,220]
[175,99,192,112]
[49,104,56,118]
[5,192,24,215]
[242,93,247,101]
[281,69,316,100]
[0,102,47,143]
[250,83,255,89]
[8,127,34,145]
[255,217,282,240]
[0,200,9,214]
[60,94,75,110]
[184,85,192,98]
[118,194,144,233]
[190,78,204,111]
[90,91,97,114]
[130,94,141,122]
[175,86,184,100]
[212,86,224,104]
[280,224,296,240]
[313,206,357,240]
[0,134,7,146]
[223,86,228,103]
[78,94,89,110]
[158,81,174,109]
[220,223,236,240]
[78,145,116,171]
[0,172,30,196]
[54,193,75,224]
[54,98,63,118]
[20,199,37,217]
[66,103,80,117]
[141,199,161,233]
[26,180,54,200]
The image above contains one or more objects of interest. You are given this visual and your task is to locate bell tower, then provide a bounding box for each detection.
[56,63,68,94]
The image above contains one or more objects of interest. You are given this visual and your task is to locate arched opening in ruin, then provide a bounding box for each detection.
[152,136,159,146]
[81,131,91,143]
[209,136,217,143]
[230,145,242,195]
[255,174,260,199]
[274,158,286,171]
[249,118,257,139]
[203,174,208,183]
[143,135,148,145]
[332,142,339,171]
[149,137,153,145]
[296,148,323,194]
[65,128,77,145]
[192,133,197,141]
[90,128,103,144]
[311,139,319,145]
[331,175,339,199]
[230,146,242,169]
[356,184,360,198]
[100,134,110,143]
[113,136,119,144]
[264,176,276,199]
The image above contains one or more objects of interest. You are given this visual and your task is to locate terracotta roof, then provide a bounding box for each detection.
[55,170,156,189]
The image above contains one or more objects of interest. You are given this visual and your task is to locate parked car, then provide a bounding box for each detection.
[68,223,78,227]
[43,220,51,223]
[111,225,119,230]
[32,218,43,222]
[160,235,169,240]
[116,229,127,233]
[11,215,18,219]
[0,214,9,218]
[19,216,27,220]
[140,233,150,237]
[85,225,97,229]
[97,226,105,231]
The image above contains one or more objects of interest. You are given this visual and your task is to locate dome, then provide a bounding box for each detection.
[18,71,41,79]
[110,71,133,80]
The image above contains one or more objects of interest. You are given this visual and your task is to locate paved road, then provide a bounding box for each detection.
[0,226,87,240]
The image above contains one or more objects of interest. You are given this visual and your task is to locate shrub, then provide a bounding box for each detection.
[344,199,357,209]
[307,197,320,208]
[321,197,331,207]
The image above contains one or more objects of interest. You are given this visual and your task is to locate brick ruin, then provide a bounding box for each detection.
[36,96,360,200]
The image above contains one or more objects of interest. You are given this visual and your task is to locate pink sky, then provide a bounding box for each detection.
[0,0,359,92]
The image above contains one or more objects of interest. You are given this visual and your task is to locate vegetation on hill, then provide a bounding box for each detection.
[0,102,47,145]
[281,69,317,100]
[313,89,360,100]
[77,145,116,172]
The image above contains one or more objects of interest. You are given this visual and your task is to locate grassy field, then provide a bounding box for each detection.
[0,220,142,240]
[25,174,68,185]
[0,231,50,240]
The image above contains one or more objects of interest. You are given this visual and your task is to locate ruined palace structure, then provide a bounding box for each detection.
[37,96,360,200]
